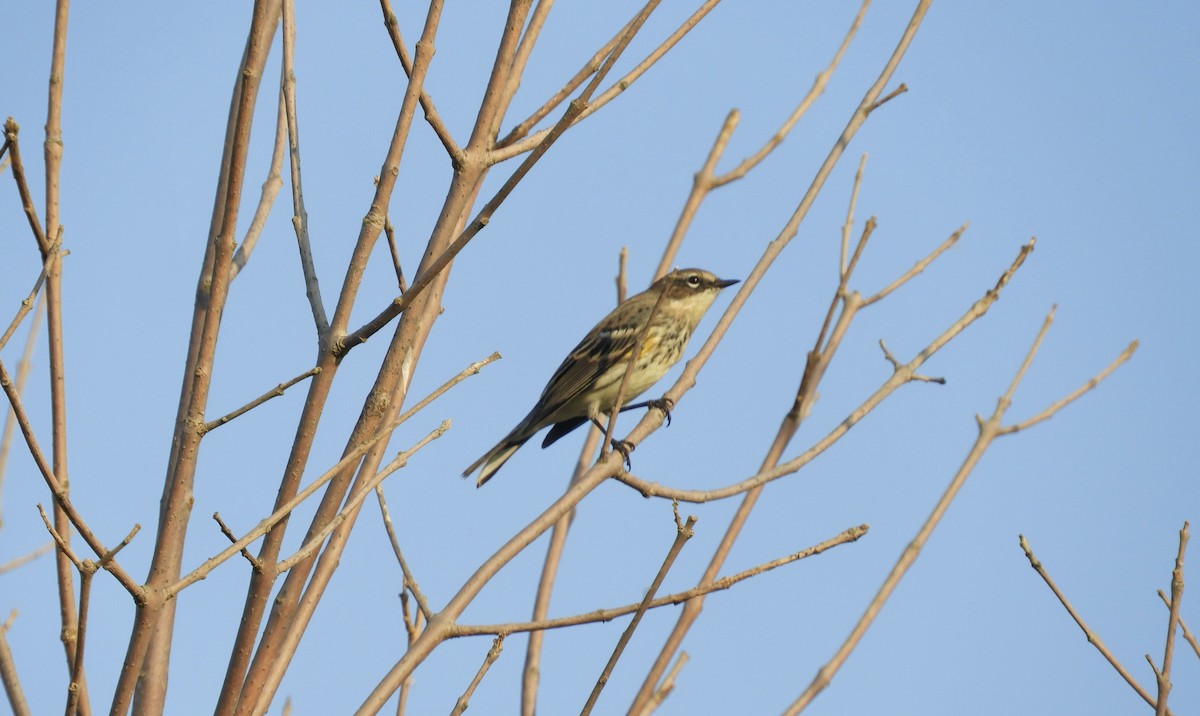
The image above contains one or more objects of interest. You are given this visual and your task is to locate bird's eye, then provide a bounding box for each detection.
[687,275,701,287]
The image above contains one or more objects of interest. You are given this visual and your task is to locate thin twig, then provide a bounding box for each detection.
[383,216,408,293]
[493,0,727,163]
[601,286,671,461]
[378,0,461,159]
[213,513,262,571]
[375,487,432,621]
[2,119,49,251]
[230,83,287,280]
[868,83,908,113]
[0,251,56,353]
[281,0,331,337]
[65,525,138,714]
[581,514,697,715]
[496,15,630,149]
[863,223,968,306]
[840,154,867,279]
[450,636,505,716]
[203,367,321,433]
[711,0,870,189]
[454,524,868,638]
[1020,535,1170,714]
[37,504,81,568]
[653,0,869,283]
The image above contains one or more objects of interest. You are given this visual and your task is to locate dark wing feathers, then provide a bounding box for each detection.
[541,416,588,448]
[528,303,650,422]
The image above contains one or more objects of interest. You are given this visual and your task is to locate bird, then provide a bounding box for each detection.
[463,268,738,486]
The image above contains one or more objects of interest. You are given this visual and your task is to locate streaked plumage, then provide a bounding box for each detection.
[464,268,738,486]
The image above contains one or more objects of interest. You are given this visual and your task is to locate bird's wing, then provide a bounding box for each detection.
[531,301,651,421]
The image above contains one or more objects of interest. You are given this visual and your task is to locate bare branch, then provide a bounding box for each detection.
[378,0,461,159]
[493,0,727,163]
[213,513,262,571]
[374,488,432,622]
[867,82,908,113]
[383,216,408,293]
[450,636,505,716]
[1,119,48,251]
[0,250,56,353]
[454,524,868,638]
[1156,522,1189,716]
[524,254,629,715]
[1,374,139,592]
[203,367,321,433]
[581,515,697,715]
[1000,339,1139,435]
[840,154,868,279]
[1019,535,1170,714]
[0,612,31,716]
[280,0,331,337]
[785,308,1132,714]
[863,223,968,306]
[229,84,287,280]
[711,0,870,188]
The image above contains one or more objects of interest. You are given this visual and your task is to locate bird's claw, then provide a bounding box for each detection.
[611,439,634,469]
[647,397,674,426]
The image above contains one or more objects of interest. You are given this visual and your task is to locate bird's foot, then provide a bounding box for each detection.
[611,439,634,469]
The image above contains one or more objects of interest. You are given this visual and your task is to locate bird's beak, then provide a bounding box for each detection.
[715,278,739,289]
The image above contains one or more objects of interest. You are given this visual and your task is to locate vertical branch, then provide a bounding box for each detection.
[228,4,452,712]
[280,0,330,336]
[1156,522,1189,716]
[118,3,281,715]
[40,2,90,713]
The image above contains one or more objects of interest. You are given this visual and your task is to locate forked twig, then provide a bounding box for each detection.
[786,309,1135,713]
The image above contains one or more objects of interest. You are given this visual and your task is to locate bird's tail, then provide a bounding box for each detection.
[463,434,531,487]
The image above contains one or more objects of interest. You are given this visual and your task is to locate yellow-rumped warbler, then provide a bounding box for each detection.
[464,268,738,486]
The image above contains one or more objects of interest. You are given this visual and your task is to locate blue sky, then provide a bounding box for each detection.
[2,2,1198,714]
